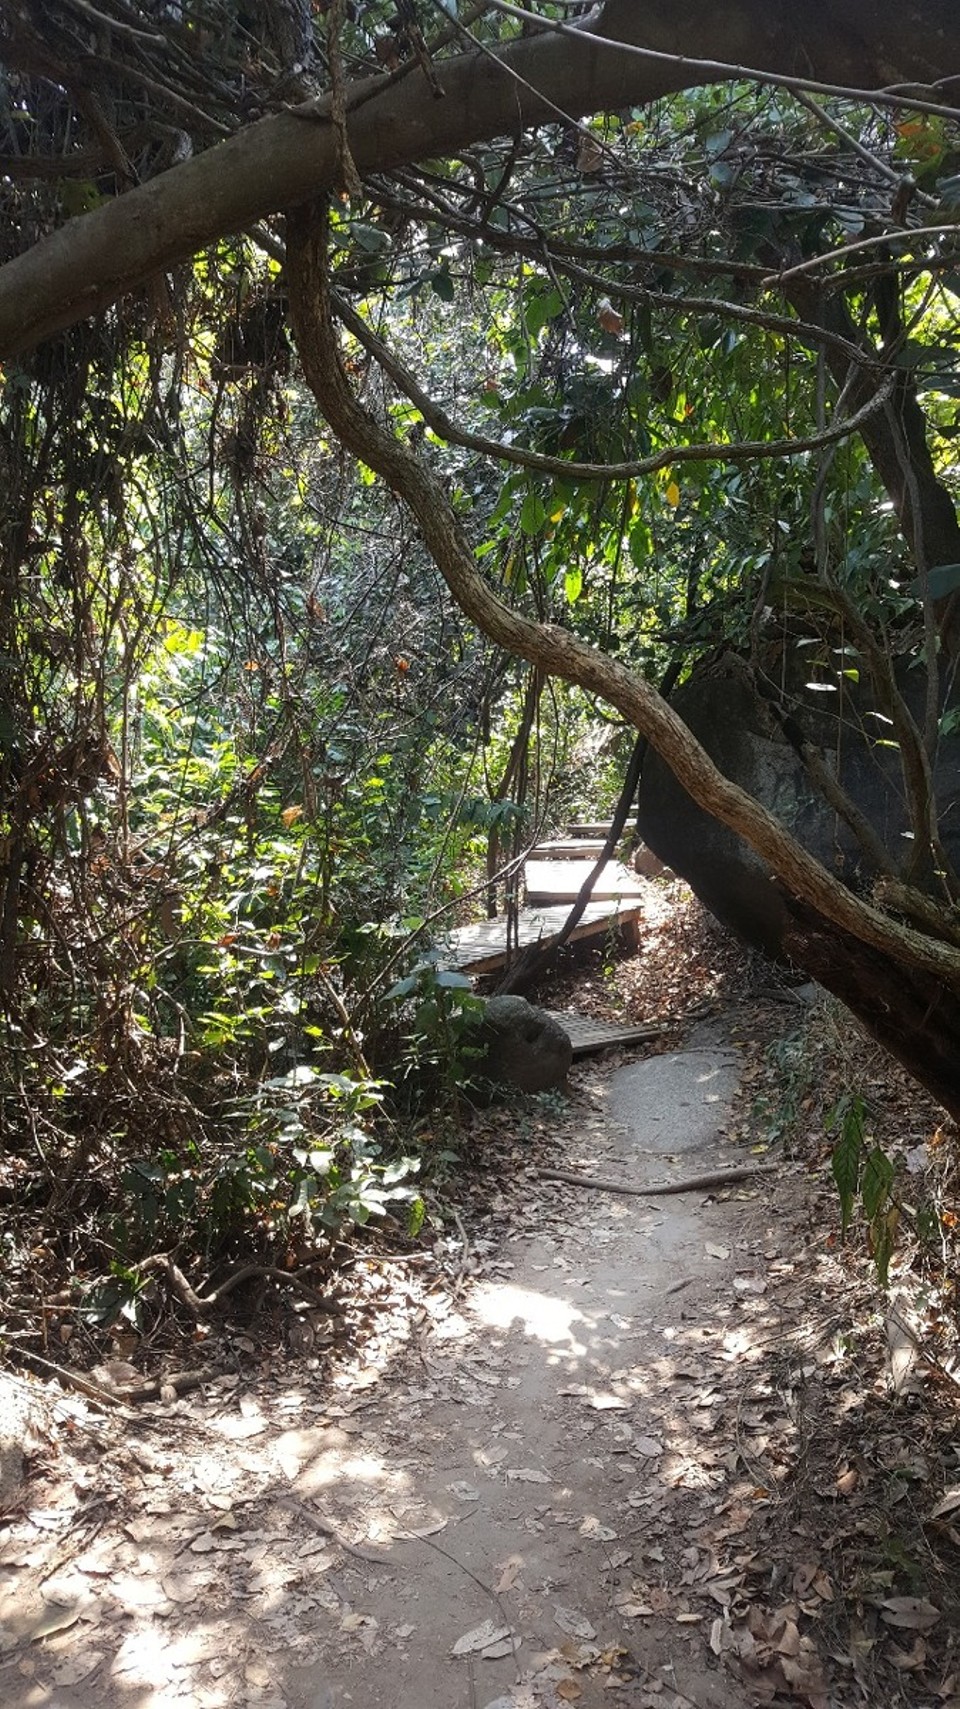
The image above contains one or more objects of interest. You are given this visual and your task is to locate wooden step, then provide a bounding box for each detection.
[447,900,643,976]
[566,819,638,839]
[530,838,607,861]
[545,1011,664,1057]
[524,858,646,905]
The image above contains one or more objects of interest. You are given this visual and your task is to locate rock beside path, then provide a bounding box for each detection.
[477,994,572,1092]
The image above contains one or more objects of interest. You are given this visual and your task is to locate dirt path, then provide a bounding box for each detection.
[0,1025,801,1709]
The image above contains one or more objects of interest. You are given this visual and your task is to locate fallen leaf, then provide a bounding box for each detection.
[793,1562,821,1597]
[888,1636,927,1670]
[579,1516,617,1541]
[705,1243,730,1260]
[452,1620,511,1657]
[554,1606,596,1640]
[0,1599,81,1650]
[880,1596,940,1632]
[506,1468,550,1484]
[495,1556,522,1593]
[586,1393,630,1412]
[50,1649,105,1686]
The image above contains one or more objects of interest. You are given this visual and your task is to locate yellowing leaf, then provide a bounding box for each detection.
[665,480,680,507]
[597,297,624,335]
[281,805,303,827]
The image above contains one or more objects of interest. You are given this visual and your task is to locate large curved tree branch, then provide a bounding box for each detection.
[334,291,895,482]
[285,198,960,991]
[1,0,958,357]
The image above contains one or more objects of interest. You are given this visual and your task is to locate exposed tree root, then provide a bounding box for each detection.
[538,1163,777,1197]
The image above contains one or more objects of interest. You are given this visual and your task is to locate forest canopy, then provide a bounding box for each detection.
[1,0,960,1304]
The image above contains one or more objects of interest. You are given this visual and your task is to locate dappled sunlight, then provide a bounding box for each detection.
[468,1279,593,1353]
[292,1448,396,1494]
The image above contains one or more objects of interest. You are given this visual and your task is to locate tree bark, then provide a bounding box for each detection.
[1,0,958,356]
[782,900,960,1123]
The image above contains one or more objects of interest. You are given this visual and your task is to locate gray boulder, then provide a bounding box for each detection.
[477,995,572,1092]
[637,649,960,959]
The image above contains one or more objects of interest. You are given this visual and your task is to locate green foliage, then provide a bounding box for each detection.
[828,1096,900,1285]
[386,960,486,1111]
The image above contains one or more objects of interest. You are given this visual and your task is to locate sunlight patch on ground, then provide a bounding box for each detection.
[469,1280,591,1351]
[290,1449,397,1494]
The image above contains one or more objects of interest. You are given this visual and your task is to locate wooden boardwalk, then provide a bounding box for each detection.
[448,899,643,976]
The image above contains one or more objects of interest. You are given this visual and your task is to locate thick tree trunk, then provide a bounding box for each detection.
[782,901,960,1122]
[0,1,958,356]
[786,281,960,592]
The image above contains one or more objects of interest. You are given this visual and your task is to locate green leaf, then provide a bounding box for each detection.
[349,221,392,254]
[525,287,564,337]
[861,1145,894,1220]
[830,1097,864,1238]
[629,522,651,567]
[430,268,455,302]
[918,563,960,602]
[519,490,547,535]
[564,566,583,604]
[870,1204,899,1287]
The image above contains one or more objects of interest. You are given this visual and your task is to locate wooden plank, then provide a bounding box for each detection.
[544,1011,663,1057]
[524,858,645,904]
[447,899,643,975]
[566,819,638,839]
[530,838,607,860]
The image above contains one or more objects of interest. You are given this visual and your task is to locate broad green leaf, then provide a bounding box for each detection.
[870,1204,900,1287]
[520,490,547,535]
[830,1098,864,1238]
[430,268,454,302]
[921,563,960,602]
[862,1145,894,1220]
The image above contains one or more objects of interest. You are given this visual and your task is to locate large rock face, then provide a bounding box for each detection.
[637,652,960,959]
[477,995,572,1092]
